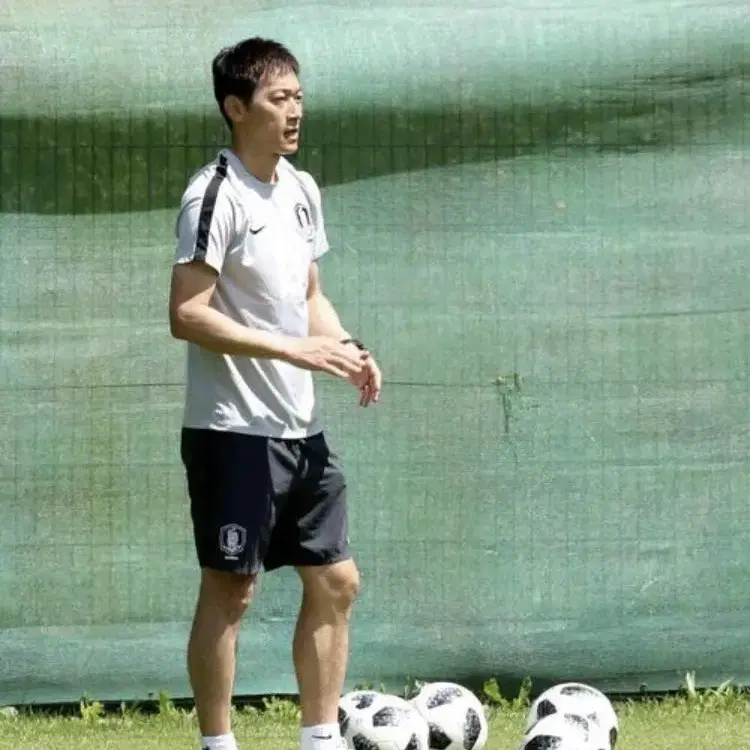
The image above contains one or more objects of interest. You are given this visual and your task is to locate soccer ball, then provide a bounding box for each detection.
[525,683,618,748]
[410,682,489,750]
[339,690,430,750]
[519,713,609,750]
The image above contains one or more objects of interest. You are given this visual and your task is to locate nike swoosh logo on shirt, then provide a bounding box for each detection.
[249,225,266,234]
[312,735,333,740]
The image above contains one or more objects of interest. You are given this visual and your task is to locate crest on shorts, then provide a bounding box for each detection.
[219,523,247,559]
[293,202,315,242]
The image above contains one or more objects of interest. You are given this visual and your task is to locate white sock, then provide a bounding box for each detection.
[301,723,341,750]
[200,733,239,750]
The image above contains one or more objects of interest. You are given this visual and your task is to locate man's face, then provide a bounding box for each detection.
[228,69,303,155]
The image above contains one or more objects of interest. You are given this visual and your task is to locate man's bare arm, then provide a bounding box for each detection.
[169,261,292,358]
[307,261,382,405]
[169,261,367,378]
[307,261,350,339]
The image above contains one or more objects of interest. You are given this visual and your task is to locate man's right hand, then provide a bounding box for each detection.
[282,336,370,379]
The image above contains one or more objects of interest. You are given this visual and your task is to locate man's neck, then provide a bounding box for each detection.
[229,140,280,184]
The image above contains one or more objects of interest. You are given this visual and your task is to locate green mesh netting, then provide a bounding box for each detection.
[1,0,749,705]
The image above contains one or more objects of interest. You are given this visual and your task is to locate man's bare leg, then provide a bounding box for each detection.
[188,569,255,749]
[294,560,360,749]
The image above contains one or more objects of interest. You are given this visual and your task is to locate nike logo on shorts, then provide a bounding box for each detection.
[249,225,265,234]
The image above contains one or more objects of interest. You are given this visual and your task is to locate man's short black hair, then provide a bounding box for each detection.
[212,37,300,130]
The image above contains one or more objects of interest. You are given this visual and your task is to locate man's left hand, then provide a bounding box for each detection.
[346,347,382,407]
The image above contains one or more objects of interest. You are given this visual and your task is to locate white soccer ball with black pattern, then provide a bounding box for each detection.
[409,682,488,750]
[519,713,610,750]
[525,683,618,749]
[339,690,430,750]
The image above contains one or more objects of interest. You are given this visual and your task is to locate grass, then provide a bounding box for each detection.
[0,677,748,750]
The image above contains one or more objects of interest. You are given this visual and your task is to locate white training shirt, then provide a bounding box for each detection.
[173,148,330,438]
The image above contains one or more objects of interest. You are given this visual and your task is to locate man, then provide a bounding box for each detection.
[169,36,382,750]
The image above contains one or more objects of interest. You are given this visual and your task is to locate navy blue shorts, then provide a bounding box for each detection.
[180,428,350,575]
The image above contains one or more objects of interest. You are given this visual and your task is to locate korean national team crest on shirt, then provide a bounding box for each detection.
[219,523,247,559]
[293,202,316,242]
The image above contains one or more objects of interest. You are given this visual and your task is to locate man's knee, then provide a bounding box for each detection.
[299,559,360,612]
[198,568,256,623]
[328,561,360,608]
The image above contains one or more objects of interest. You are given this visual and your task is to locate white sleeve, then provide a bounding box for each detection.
[173,178,235,274]
[298,171,330,261]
